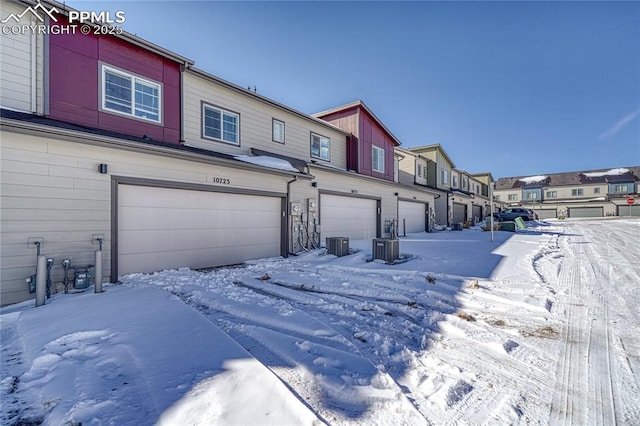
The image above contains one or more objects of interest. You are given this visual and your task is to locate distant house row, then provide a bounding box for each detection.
[494,168,640,219]
[1,0,636,306]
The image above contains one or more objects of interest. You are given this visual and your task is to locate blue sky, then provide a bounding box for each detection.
[67,1,639,179]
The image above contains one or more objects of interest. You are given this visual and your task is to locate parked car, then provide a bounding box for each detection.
[493,208,536,222]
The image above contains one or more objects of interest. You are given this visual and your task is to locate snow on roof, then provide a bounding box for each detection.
[583,168,630,178]
[234,155,299,173]
[518,175,548,184]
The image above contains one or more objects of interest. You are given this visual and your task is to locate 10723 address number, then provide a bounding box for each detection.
[210,177,231,185]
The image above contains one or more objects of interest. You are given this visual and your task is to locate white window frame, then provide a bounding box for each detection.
[452,175,458,188]
[508,194,518,201]
[546,191,557,198]
[372,146,385,173]
[571,189,584,196]
[272,118,285,143]
[202,102,240,146]
[594,187,601,194]
[441,169,449,185]
[310,132,330,161]
[100,64,162,124]
[417,163,423,178]
[526,192,538,199]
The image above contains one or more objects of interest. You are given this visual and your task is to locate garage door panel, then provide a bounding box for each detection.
[118,185,282,276]
[617,205,640,217]
[537,209,557,220]
[119,207,280,231]
[452,203,466,224]
[399,201,426,233]
[119,242,279,277]
[568,207,603,218]
[321,194,377,240]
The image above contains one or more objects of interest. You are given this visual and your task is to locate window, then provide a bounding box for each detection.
[452,175,458,188]
[311,133,330,161]
[526,192,538,199]
[546,191,557,198]
[614,184,628,193]
[572,189,584,196]
[417,164,423,177]
[508,194,518,201]
[494,195,501,201]
[594,187,601,194]
[101,64,161,123]
[462,176,468,190]
[441,169,449,185]
[372,146,385,173]
[203,103,239,145]
[272,119,285,143]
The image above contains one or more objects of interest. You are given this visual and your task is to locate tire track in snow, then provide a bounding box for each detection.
[550,235,590,425]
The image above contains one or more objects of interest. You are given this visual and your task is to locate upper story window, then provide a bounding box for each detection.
[203,102,239,145]
[272,119,285,143]
[417,164,423,178]
[462,176,469,190]
[452,175,458,188]
[101,64,161,123]
[571,189,584,196]
[614,184,629,193]
[494,195,501,201]
[311,132,330,161]
[526,192,538,199]
[594,187,601,194]
[508,194,518,201]
[441,169,449,185]
[546,191,557,198]
[372,146,385,173]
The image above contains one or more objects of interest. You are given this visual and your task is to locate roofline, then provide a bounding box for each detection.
[408,143,457,168]
[185,67,350,137]
[312,100,402,146]
[35,0,194,66]
[471,172,496,182]
[0,115,312,179]
[495,166,640,182]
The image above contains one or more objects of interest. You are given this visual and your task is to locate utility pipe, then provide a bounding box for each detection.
[35,255,46,307]
[95,238,103,293]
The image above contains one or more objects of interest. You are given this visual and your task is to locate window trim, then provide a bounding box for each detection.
[99,63,163,125]
[441,169,449,185]
[272,118,285,144]
[508,194,518,201]
[571,188,584,196]
[201,101,241,146]
[546,190,557,199]
[310,132,330,161]
[372,146,385,173]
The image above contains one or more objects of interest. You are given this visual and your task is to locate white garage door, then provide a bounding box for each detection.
[398,201,427,234]
[117,185,282,276]
[568,207,603,218]
[538,209,558,220]
[320,194,377,241]
[617,205,640,217]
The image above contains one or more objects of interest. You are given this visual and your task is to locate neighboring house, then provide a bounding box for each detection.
[494,167,640,219]
[448,170,490,225]
[314,101,438,237]
[407,144,456,226]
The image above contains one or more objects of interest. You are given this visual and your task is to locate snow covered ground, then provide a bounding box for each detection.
[2,218,639,425]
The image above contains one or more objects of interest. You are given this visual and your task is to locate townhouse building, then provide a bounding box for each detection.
[1,0,448,305]
[494,167,640,219]
[396,144,493,227]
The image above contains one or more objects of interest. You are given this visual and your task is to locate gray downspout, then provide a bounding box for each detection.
[286,176,298,256]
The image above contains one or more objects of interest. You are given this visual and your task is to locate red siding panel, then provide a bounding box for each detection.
[48,16,181,144]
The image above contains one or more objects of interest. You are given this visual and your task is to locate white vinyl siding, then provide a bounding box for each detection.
[183,72,347,168]
[0,0,44,113]
[101,64,161,123]
[372,146,384,173]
